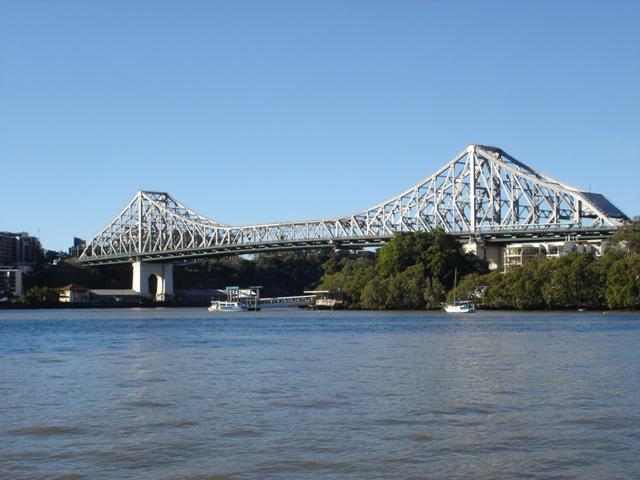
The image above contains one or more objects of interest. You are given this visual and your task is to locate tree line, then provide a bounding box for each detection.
[317,220,640,310]
[318,230,486,309]
[454,222,640,310]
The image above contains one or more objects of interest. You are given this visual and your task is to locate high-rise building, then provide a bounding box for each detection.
[0,232,43,267]
[68,237,86,257]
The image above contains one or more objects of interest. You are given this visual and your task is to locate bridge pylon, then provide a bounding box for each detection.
[132,261,174,301]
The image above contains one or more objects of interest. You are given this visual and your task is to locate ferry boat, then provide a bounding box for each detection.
[208,300,246,312]
[207,285,262,312]
[443,268,476,313]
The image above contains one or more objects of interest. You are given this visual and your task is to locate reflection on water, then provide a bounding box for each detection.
[1,309,640,479]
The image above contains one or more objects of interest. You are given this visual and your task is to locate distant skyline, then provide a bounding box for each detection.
[1,0,639,251]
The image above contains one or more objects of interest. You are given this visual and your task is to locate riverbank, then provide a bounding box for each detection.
[315,230,640,311]
[10,226,640,312]
[2,302,637,312]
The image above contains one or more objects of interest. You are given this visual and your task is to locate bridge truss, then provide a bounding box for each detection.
[80,145,627,265]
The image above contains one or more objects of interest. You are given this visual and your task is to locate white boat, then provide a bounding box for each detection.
[444,301,475,313]
[208,285,254,312]
[443,268,476,313]
[208,300,246,312]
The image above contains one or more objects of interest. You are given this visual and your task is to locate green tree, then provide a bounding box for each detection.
[320,230,486,309]
[25,258,130,290]
[319,257,376,309]
[22,287,59,306]
[383,265,427,309]
[376,232,425,278]
[423,276,446,309]
[481,271,510,309]
[605,255,640,309]
[608,217,640,255]
[504,258,551,310]
[450,273,487,304]
[361,276,390,309]
[541,253,601,308]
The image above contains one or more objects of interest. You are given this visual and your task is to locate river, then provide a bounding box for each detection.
[1,308,639,479]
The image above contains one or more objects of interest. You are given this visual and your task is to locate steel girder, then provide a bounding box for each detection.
[80,145,627,265]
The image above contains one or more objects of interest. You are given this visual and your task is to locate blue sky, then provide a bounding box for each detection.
[1,0,638,251]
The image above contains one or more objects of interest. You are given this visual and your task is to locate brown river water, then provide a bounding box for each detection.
[1,308,639,479]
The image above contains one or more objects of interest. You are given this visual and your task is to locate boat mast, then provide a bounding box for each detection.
[453,268,457,303]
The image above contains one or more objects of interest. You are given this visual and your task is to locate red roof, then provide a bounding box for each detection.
[60,284,90,292]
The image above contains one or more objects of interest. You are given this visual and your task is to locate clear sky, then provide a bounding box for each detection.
[1,0,639,251]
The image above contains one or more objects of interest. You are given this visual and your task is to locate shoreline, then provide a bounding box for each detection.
[1,303,638,312]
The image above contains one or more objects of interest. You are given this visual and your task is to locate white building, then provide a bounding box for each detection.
[58,284,91,303]
[503,240,601,272]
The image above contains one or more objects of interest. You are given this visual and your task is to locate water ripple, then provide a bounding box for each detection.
[7,426,90,437]
[1,309,639,479]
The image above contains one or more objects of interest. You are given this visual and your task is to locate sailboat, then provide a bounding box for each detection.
[443,268,476,313]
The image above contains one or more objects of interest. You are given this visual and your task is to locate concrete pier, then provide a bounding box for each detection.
[132,261,174,301]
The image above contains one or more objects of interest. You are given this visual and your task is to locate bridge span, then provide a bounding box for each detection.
[79,145,628,299]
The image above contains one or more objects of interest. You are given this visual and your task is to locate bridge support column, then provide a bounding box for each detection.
[132,261,174,301]
[463,240,503,271]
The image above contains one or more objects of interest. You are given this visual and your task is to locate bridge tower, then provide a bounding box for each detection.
[132,261,174,301]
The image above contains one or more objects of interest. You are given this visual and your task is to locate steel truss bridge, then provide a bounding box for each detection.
[80,145,627,266]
